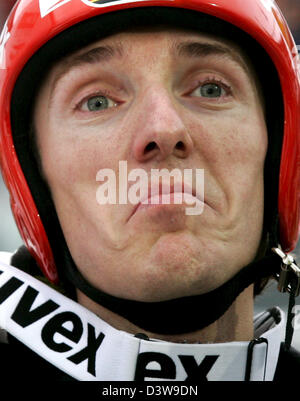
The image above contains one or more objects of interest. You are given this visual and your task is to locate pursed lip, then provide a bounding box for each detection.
[126,180,203,222]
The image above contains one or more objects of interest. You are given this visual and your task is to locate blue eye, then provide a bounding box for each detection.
[81,95,116,112]
[190,81,229,99]
[200,83,223,98]
[87,96,110,111]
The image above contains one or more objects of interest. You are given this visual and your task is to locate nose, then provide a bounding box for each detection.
[131,87,193,163]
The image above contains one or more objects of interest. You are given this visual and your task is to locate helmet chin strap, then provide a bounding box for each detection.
[62,249,281,335]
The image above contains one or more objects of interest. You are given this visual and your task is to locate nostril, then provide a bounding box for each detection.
[175,141,185,151]
[144,141,158,154]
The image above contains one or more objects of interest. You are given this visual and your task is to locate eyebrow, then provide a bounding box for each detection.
[72,44,123,66]
[51,40,248,96]
[51,44,123,98]
[175,41,249,72]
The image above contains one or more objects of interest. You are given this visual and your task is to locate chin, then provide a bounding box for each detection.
[128,258,216,303]
[130,236,251,302]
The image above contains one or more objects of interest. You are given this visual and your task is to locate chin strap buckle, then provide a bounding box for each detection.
[272,247,300,297]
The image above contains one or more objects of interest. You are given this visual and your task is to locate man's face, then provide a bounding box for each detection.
[34,28,268,302]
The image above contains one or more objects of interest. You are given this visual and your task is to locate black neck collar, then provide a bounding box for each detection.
[62,250,280,335]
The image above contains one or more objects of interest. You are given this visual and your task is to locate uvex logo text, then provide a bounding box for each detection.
[135,352,219,381]
[0,266,220,381]
[0,270,105,377]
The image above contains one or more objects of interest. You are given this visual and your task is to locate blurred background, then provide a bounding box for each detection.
[0,0,300,348]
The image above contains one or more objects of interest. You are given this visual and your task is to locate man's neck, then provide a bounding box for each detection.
[76,285,254,343]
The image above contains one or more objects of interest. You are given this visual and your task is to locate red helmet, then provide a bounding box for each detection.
[0,0,299,284]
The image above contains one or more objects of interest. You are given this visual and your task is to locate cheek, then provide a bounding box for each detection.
[39,124,122,192]
[37,121,132,244]
[186,107,268,221]
[189,108,267,174]
[37,122,130,250]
